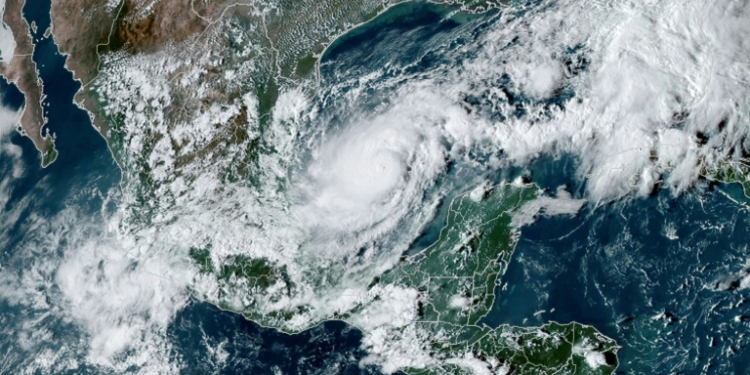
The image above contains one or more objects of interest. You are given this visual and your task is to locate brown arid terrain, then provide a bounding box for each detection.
[49,0,390,130]
[45,0,399,194]
[48,0,215,135]
[3,0,502,170]
[0,0,56,166]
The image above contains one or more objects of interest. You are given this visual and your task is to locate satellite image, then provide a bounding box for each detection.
[0,0,749,374]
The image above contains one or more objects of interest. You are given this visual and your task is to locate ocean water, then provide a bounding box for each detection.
[2,0,750,374]
[488,180,750,375]
[0,1,381,374]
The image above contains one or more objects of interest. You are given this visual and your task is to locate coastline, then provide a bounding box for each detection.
[0,0,57,167]
[2,0,621,373]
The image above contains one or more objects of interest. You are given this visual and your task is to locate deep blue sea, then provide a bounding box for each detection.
[1,1,749,374]
[1,2,380,374]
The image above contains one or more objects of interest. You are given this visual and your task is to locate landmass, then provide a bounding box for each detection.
[192,182,620,374]
[361,183,618,374]
[0,0,57,166]
[47,0,507,176]
[703,159,750,197]
[1,0,620,373]
[6,0,503,170]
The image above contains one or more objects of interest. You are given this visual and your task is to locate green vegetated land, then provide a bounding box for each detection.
[171,1,621,372]
[377,184,619,375]
[705,160,750,197]
[193,182,619,374]
[94,0,511,196]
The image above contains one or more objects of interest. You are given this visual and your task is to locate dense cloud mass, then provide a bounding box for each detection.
[412,0,750,202]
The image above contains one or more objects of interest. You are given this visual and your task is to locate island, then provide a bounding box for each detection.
[0,0,620,373]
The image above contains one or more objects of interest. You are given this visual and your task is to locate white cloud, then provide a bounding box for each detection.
[295,90,453,261]
[573,342,608,370]
[0,0,15,62]
[351,284,419,330]
[0,102,23,207]
[512,185,585,227]
[360,325,436,373]
[488,0,750,200]
[0,205,191,374]
[446,352,510,375]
